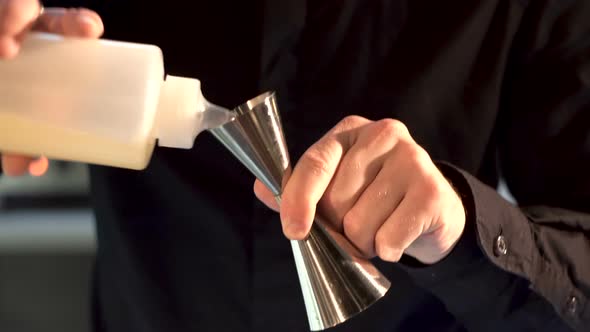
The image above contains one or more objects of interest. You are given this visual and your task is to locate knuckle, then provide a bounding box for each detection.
[376,119,408,138]
[404,142,429,164]
[345,153,364,172]
[337,115,368,131]
[419,176,445,206]
[398,142,433,173]
[301,144,333,176]
[365,119,408,145]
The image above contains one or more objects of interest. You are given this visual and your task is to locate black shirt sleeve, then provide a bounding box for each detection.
[400,163,588,332]
[400,1,590,331]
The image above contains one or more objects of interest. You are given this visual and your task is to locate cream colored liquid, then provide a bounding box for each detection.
[0,112,155,170]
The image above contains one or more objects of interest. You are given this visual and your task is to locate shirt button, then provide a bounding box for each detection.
[566,296,578,316]
[494,235,508,256]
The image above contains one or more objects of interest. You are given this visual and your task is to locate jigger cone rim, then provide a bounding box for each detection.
[235,91,276,114]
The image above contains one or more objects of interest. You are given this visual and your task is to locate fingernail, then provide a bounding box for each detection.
[28,156,49,177]
[77,13,96,26]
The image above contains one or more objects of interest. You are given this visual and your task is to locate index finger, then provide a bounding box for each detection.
[280,116,371,239]
[34,8,104,38]
[0,0,41,57]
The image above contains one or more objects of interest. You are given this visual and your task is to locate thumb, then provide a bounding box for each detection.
[253,179,280,212]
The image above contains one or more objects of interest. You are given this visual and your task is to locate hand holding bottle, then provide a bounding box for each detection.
[0,0,104,176]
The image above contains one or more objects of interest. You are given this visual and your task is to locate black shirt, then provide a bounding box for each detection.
[43,0,590,331]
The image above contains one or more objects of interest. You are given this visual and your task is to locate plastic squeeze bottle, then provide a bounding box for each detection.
[0,32,235,170]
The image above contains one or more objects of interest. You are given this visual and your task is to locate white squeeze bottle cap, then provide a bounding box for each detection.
[154,75,233,149]
[155,75,204,149]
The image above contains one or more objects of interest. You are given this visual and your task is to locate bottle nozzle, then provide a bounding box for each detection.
[155,75,234,149]
[201,103,236,130]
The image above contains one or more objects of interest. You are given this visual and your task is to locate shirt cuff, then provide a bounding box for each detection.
[397,161,586,331]
[398,161,502,288]
[397,162,535,329]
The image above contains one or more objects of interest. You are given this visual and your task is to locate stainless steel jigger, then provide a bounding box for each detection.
[209,91,391,330]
